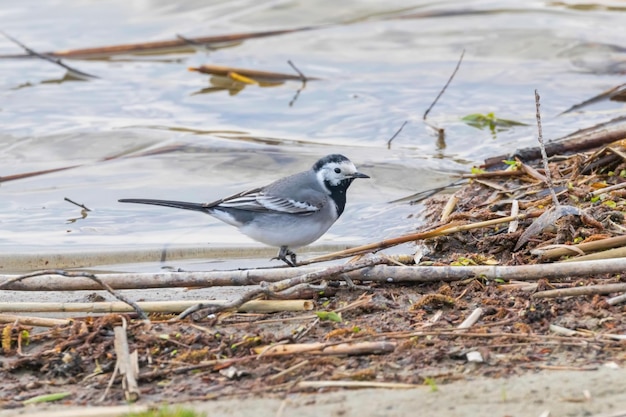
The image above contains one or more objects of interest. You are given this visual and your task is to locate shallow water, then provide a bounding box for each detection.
[1,0,625,270]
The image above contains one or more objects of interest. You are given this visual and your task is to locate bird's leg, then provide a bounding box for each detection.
[272,246,298,267]
[287,248,297,266]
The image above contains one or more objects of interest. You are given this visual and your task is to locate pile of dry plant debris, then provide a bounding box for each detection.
[2,121,626,410]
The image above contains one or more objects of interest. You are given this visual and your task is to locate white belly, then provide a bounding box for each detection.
[239,212,336,248]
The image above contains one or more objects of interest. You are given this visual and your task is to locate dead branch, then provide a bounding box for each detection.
[297,380,417,389]
[302,211,543,264]
[439,195,458,223]
[4,258,626,293]
[534,89,559,207]
[386,120,408,149]
[0,299,313,314]
[0,164,82,184]
[0,270,147,320]
[560,246,626,263]
[560,83,626,115]
[177,256,387,320]
[532,283,626,299]
[8,405,150,417]
[253,341,396,356]
[1,31,98,79]
[484,116,626,168]
[457,308,483,329]
[113,326,140,402]
[0,313,71,327]
[0,27,319,60]
[64,197,91,212]
[423,49,465,121]
[535,235,626,260]
[422,49,465,141]
[287,60,308,82]
[607,292,626,306]
[287,60,308,107]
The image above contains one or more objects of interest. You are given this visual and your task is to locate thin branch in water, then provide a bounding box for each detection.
[64,197,91,212]
[1,31,99,80]
[559,83,626,115]
[289,87,303,107]
[534,89,559,207]
[175,34,216,51]
[287,60,308,107]
[386,120,409,149]
[0,270,147,320]
[423,49,465,121]
[287,60,308,82]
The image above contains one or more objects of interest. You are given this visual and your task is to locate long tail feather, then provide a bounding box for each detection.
[118,198,208,212]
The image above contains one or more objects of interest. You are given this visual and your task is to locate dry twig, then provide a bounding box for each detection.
[5,258,626,294]
[0,270,147,320]
[535,235,626,259]
[423,49,465,121]
[113,325,140,402]
[532,283,626,299]
[0,299,313,314]
[177,256,386,319]
[297,380,417,389]
[457,308,483,329]
[64,197,91,211]
[304,211,542,264]
[0,313,71,327]
[1,31,98,79]
[386,120,408,149]
[253,341,396,357]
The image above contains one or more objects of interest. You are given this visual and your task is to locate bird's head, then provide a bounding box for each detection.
[313,154,370,191]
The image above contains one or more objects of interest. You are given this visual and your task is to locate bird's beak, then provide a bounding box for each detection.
[350,172,370,179]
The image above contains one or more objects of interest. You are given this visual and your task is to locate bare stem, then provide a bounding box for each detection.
[534,89,559,207]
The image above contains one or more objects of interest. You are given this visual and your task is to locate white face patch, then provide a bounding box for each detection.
[316,161,359,189]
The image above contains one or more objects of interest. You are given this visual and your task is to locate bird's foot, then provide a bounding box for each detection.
[272,246,298,267]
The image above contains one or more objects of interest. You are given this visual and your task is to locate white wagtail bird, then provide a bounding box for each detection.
[119,154,369,266]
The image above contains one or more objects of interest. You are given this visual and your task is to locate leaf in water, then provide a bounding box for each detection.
[461,112,528,135]
[22,392,72,405]
[189,64,317,82]
[227,71,259,85]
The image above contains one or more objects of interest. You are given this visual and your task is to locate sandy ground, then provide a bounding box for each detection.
[4,367,625,417]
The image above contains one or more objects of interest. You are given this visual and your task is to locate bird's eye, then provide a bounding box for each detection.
[334,168,341,174]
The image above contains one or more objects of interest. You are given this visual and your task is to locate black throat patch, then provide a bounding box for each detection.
[325,178,354,217]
